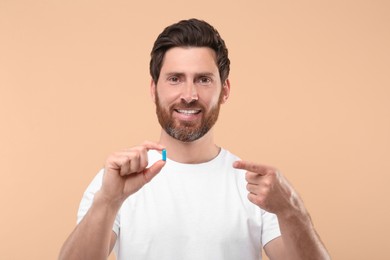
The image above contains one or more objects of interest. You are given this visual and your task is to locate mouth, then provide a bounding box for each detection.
[174,109,202,115]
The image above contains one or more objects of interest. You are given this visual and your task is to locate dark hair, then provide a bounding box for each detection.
[150,18,230,84]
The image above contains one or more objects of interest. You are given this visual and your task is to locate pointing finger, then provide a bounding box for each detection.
[233,160,268,176]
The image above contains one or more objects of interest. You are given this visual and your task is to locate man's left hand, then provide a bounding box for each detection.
[233,160,302,215]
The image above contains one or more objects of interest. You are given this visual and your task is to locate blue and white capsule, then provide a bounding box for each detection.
[162,149,167,161]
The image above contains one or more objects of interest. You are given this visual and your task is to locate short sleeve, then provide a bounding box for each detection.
[261,209,281,246]
[76,169,120,236]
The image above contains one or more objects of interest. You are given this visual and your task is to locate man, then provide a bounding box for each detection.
[59,19,330,260]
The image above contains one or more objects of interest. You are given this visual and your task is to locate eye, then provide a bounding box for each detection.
[168,76,180,85]
[198,76,212,86]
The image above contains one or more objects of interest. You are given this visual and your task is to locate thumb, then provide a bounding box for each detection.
[143,160,166,182]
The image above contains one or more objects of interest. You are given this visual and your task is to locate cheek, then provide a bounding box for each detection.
[203,90,222,107]
[157,88,180,105]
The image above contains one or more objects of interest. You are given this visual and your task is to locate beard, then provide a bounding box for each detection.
[155,92,223,142]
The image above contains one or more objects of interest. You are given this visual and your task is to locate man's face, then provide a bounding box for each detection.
[152,47,229,142]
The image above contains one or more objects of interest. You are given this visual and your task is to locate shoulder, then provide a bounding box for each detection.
[84,168,105,192]
[219,148,244,174]
[219,147,241,163]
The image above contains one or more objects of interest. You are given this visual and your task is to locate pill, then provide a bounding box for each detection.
[162,149,167,161]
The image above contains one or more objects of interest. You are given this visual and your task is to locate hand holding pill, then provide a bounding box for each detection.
[100,141,166,204]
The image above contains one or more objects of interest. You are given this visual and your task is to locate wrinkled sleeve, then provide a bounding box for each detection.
[76,169,120,236]
[261,209,281,246]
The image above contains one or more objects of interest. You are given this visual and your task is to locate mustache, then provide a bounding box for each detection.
[171,99,204,110]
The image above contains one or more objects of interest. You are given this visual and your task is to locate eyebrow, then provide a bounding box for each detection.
[163,72,217,78]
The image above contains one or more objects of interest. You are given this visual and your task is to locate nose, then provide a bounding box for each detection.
[181,82,198,103]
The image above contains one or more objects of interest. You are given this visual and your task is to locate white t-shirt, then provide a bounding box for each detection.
[77,148,281,260]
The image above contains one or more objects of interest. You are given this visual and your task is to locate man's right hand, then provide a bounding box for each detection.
[59,141,165,260]
[98,141,166,206]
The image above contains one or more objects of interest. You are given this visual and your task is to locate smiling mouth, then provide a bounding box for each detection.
[174,109,202,115]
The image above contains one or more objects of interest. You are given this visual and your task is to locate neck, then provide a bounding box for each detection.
[159,129,220,164]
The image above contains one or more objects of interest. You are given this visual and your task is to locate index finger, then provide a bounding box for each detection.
[233,160,268,176]
[141,140,165,151]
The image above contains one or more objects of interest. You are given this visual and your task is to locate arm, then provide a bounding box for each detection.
[58,192,120,260]
[264,207,329,260]
[233,161,330,260]
[58,141,166,260]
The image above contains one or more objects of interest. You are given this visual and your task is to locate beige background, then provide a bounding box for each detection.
[1,1,389,259]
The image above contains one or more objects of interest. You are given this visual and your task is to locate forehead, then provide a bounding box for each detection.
[160,47,218,74]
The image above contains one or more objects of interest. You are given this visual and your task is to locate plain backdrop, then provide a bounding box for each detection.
[1,1,389,259]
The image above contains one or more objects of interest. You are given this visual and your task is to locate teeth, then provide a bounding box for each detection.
[177,109,199,115]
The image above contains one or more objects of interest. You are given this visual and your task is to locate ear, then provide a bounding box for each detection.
[220,79,231,104]
[150,79,157,103]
